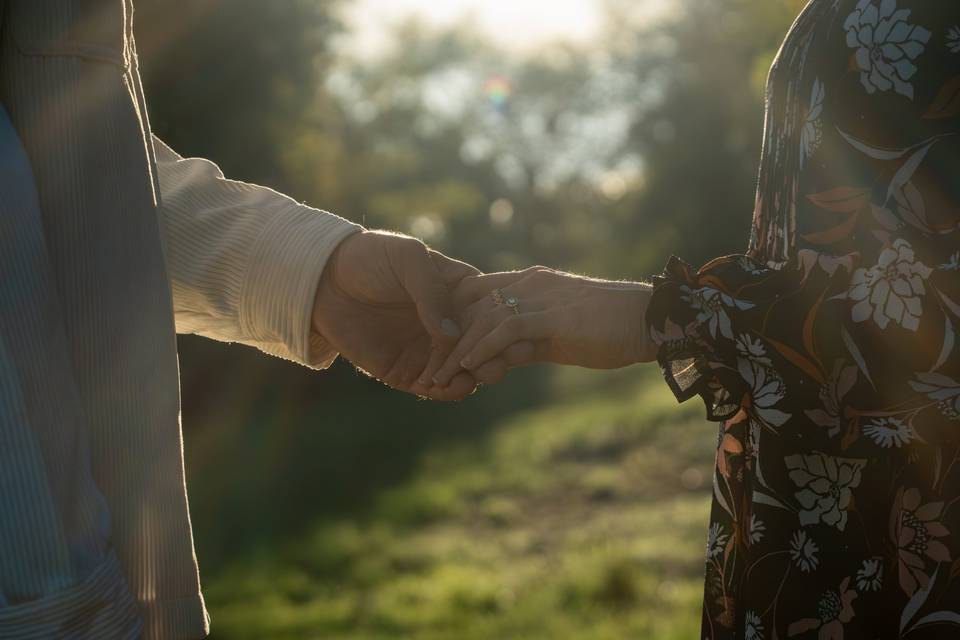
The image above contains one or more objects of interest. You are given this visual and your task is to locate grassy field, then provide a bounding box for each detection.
[182,352,715,640]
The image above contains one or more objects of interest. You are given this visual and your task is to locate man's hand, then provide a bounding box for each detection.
[312,230,482,401]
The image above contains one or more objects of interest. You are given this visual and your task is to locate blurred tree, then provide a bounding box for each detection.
[128,0,810,594]
[134,0,353,419]
[135,0,344,193]
[266,0,810,281]
[609,0,813,272]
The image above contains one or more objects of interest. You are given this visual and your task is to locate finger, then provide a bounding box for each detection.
[452,272,529,310]
[462,313,553,370]
[425,371,477,402]
[432,306,512,386]
[383,349,431,395]
[429,250,481,286]
[417,296,494,385]
[458,296,497,334]
[418,342,449,387]
[503,340,538,367]
[459,291,544,334]
[472,358,507,386]
[396,241,462,344]
[473,340,545,385]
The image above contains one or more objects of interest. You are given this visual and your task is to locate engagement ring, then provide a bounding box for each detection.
[491,289,520,314]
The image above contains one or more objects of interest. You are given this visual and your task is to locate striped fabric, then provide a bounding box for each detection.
[0,1,361,638]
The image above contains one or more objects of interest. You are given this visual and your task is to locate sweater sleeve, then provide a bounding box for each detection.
[152,136,363,369]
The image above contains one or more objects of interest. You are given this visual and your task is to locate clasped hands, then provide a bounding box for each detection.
[313,230,657,401]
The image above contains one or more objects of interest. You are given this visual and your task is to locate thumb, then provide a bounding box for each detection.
[430,250,481,287]
[395,240,462,343]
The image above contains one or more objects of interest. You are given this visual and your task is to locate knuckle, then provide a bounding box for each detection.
[526,266,554,283]
[398,236,426,258]
[504,315,525,335]
[459,309,476,329]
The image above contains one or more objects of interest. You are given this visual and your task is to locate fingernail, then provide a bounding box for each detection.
[418,377,429,386]
[440,318,461,338]
[460,356,472,368]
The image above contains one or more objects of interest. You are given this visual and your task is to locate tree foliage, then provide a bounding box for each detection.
[138,0,806,279]
[132,0,807,614]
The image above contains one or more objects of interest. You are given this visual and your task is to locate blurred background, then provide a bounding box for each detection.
[134,0,805,637]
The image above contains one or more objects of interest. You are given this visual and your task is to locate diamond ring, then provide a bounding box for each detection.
[491,289,520,314]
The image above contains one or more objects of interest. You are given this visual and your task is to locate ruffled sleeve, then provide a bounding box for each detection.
[646,252,822,425]
[645,1,960,441]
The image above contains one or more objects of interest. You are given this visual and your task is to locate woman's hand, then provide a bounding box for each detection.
[427,267,657,387]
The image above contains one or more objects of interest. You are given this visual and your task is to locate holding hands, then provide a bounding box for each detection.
[313,230,656,402]
[313,230,485,402]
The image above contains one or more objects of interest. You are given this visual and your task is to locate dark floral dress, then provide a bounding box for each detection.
[646,1,960,638]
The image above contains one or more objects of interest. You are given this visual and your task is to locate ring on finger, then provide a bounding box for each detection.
[491,288,520,315]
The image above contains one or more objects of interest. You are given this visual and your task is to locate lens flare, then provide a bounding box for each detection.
[484,76,512,112]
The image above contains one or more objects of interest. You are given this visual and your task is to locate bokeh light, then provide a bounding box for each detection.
[484,76,513,113]
[489,198,515,226]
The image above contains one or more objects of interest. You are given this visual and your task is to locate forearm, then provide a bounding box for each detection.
[152,136,362,367]
[437,268,657,382]
[583,278,656,364]
[614,281,656,364]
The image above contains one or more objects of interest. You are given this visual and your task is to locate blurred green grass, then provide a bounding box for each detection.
[186,361,715,639]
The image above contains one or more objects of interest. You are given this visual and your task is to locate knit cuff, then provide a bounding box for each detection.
[239,204,362,369]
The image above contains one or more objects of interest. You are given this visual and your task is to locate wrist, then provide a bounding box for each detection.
[312,230,369,333]
[626,284,657,364]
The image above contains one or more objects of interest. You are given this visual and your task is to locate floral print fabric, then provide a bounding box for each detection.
[646,1,960,638]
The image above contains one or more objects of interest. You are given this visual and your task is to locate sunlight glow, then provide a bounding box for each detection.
[343,0,605,55]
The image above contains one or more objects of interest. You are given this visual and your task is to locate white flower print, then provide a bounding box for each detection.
[736,334,772,365]
[745,610,764,640]
[844,0,931,99]
[910,373,960,420]
[738,358,792,427]
[948,26,960,54]
[940,251,960,271]
[790,530,820,573]
[848,239,932,331]
[801,78,825,162]
[856,558,883,592]
[785,452,866,531]
[941,402,960,421]
[681,286,755,341]
[805,361,858,438]
[706,522,728,560]
[750,514,766,544]
[862,417,916,448]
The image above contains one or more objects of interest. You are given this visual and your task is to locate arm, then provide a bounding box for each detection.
[154,137,486,400]
[153,136,362,368]
[429,267,656,386]
[436,3,960,416]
